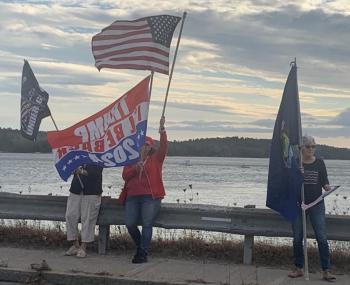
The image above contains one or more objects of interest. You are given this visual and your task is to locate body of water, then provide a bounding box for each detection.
[0,153,349,214]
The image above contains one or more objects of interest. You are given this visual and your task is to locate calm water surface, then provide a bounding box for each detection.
[0,153,349,213]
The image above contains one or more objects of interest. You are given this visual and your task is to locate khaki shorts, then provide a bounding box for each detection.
[65,193,101,243]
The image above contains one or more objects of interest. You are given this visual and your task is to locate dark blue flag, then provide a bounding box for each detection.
[266,62,303,222]
[21,60,51,141]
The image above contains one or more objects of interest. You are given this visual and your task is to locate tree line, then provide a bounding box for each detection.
[0,127,51,153]
[1,127,349,160]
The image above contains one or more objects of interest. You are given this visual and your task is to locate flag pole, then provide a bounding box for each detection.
[294,58,309,280]
[47,106,59,132]
[161,11,187,117]
[150,71,154,95]
[301,169,309,280]
[50,113,59,131]
[148,71,156,119]
[49,108,85,189]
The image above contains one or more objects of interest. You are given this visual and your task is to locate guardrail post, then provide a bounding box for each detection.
[243,235,254,265]
[98,225,110,255]
[243,205,255,265]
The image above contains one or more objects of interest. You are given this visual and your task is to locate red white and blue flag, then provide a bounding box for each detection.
[91,15,181,75]
[47,76,151,181]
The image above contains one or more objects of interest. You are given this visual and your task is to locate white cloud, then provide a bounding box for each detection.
[0,0,349,147]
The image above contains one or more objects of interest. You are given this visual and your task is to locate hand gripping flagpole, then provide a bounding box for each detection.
[161,11,187,117]
[49,110,84,189]
[293,58,309,280]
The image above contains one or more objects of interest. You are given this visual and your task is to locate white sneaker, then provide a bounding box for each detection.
[76,248,87,258]
[65,245,79,256]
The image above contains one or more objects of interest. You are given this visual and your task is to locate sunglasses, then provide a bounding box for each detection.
[305,145,316,149]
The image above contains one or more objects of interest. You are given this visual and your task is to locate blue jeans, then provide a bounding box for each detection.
[125,195,161,252]
[292,202,330,270]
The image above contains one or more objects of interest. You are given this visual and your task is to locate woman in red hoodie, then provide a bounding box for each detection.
[121,116,168,263]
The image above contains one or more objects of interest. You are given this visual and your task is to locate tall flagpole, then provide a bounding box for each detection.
[150,71,154,95]
[294,58,309,280]
[50,114,59,131]
[301,155,309,281]
[49,108,84,189]
[161,11,187,117]
[301,179,309,280]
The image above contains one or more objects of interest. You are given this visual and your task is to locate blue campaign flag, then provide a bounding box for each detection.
[266,62,304,223]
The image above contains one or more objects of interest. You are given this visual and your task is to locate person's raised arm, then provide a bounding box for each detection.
[157,116,168,162]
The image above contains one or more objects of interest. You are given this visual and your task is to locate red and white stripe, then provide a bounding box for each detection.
[92,19,170,74]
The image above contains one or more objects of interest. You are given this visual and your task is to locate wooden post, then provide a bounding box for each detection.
[243,205,255,265]
[243,235,254,265]
[98,225,110,255]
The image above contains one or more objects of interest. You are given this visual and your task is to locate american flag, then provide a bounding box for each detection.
[92,15,181,75]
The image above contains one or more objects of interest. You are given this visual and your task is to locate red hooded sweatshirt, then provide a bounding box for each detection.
[121,131,168,200]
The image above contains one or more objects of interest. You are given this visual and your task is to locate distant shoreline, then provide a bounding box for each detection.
[1,128,350,159]
[1,151,350,161]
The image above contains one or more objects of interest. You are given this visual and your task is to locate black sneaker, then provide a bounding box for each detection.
[132,248,148,263]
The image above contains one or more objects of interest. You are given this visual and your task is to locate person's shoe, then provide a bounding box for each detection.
[322,270,336,282]
[132,248,141,261]
[132,254,147,263]
[132,248,148,264]
[76,248,87,258]
[65,245,79,256]
[288,267,304,278]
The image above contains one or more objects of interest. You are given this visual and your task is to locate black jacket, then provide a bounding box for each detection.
[69,165,103,195]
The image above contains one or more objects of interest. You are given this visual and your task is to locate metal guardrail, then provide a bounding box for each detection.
[1,192,350,264]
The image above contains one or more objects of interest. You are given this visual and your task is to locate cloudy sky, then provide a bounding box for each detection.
[0,0,349,147]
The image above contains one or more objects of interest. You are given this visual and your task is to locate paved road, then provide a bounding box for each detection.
[0,246,348,284]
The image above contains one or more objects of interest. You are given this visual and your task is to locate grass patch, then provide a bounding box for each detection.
[0,221,349,274]
[0,220,69,248]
